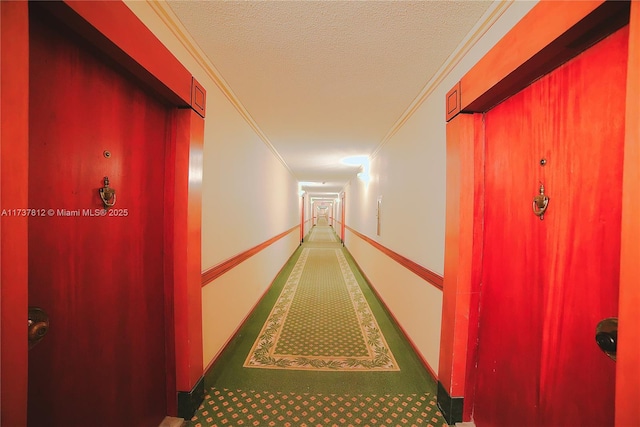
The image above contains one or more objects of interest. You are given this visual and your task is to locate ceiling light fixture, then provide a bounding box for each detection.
[341,155,370,183]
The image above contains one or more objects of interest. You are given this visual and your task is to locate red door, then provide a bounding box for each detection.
[474,26,628,426]
[301,195,305,242]
[28,8,169,426]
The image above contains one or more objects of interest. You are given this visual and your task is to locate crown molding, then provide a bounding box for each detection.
[143,0,296,178]
[371,0,514,160]
[141,0,514,177]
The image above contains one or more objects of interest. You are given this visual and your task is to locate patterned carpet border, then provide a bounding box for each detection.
[243,246,399,372]
[308,224,338,243]
[189,388,449,427]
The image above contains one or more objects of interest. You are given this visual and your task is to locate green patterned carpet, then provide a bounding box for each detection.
[191,388,445,427]
[189,222,448,426]
[244,246,399,371]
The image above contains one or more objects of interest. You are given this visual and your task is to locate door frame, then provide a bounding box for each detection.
[340,193,346,243]
[0,1,206,424]
[438,1,639,425]
[300,194,305,243]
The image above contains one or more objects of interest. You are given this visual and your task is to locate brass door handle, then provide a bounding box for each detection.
[28,306,49,350]
[533,183,549,220]
[99,176,116,208]
[595,317,617,361]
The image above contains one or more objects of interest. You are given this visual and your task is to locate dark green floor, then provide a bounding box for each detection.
[188,225,448,426]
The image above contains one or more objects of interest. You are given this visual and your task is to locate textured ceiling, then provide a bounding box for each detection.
[165,1,493,195]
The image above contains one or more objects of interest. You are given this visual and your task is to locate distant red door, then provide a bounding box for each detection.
[341,194,346,242]
[27,8,168,426]
[474,26,628,426]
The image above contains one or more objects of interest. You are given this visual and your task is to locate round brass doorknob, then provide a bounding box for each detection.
[29,322,49,340]
[28,306,50,349]
[595,317,617,361]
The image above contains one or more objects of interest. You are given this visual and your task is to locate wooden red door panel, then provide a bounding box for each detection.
[28,9,168,427]
[475,26,627,427]
[474,87,546,424]
[535,27,626,423]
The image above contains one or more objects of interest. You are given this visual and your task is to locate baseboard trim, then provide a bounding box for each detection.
[202,243,302,376]
[177,376,205,420]
[437,381,464,425]
[346,251,439,383]
[202,281,274,375]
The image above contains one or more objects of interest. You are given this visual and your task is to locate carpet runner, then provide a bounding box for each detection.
[188,223,449,426]
[243,246,399,371]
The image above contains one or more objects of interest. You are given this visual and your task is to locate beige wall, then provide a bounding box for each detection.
[124,1,301,368]
[346,232,443,366]
[201,233,300,365]
[344,1,538,372]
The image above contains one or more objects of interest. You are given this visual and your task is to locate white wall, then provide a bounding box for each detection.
[344,0,538,373]
[124,1,301,368]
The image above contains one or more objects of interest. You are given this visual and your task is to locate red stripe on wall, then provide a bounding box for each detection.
[201,226,299,286]
[348,255,438,382]
[345,226,444,290]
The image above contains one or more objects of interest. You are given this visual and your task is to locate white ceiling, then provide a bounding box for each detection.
[165,0,493,196]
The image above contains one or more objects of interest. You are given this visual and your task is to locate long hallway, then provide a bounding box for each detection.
[188,221,448,427]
